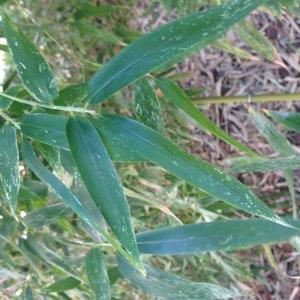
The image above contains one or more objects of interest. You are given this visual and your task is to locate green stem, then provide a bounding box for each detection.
[0,111,20,129]
[194,93,300,105]
[0,92,97,116]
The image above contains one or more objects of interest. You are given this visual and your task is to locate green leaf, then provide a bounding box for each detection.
[74,175,108,241]
[88,0,266,103]
[213,38,256,60]
[75,21,122,45]
[18,238,44,279]
[22,203,72,228]
[156,77,258,157]
[21,113,69,149]
[36,142,61,171]
[133,77,165,134]
[0,85,23,110]
[137,218,300,255]
[0,125,19,214]
[1,11,58,103]
[21,286,34,300]
[249,109,294,156]
[269,110,300,133]
[54,82,88,106]
[85,248,111,300]
[21,138,105,234]
[228,156,300,173]
[118,257,240,300]
[66,117,144,274]
[25,236,79,278]
[0,213,17,250]
[74,3,124,19]
[234,20,279,63]
[93,114,288,226]
[249,109,296,217]
[20,113,146,162]
[45,277,80,293]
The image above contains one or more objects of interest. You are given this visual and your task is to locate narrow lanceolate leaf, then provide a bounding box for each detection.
[0,86,23,110]
[134,77,165,134]
[234,20,280,64]
[74,3,124,19]
[54,82,88,106]
[21,113,69,149]
[228,156,300,173]
[118,257,240,300]
[85,248,111,300]
[21,138,105,235]
[1,11,58,103]
[88,0,266,103]
[93,115,288,227]
[22,203,72,228]
[250,109,295,156]
[137,218,300,255]
[36,142,61,171]
[20,113,146,162]
[21,286,34,300]
[156,77,258,157]
[213,38,256,60]
[249,109,296,217]
[0,125,19,214]
[67,117,144,274]
[25,236,79,278]
[269,110,300,133]
[135,83,162,124]
[45,277,80,293]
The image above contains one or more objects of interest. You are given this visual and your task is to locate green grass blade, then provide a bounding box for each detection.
[74,3,124,19]
[156,77,258,157]
[269,110,300,133]
[1,11,58,103]
[249,109,296,217]
[234,20,279,63]
[118,256,240,300]
[249,109,294,156]
[134,77,165,134]
[22,203,73,228]
[20,113,146,162]
[21,138,106,234]
[228,156,300,172]
[137,218,300,255]
[21,286,34,300]
[88,0,266,103]
[213,38,256,60]
[75,20,122,46]
[45,277,80,293]
[66,117,144,274]
[0,214,17,258]
[93,114,288,227]
[25,235,79,278]
[85,248,111,300]
[0,125,20,215]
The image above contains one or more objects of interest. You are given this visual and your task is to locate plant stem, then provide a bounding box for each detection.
[194,93,300,105]
[0,111,20,129]
[0,92,97,116]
